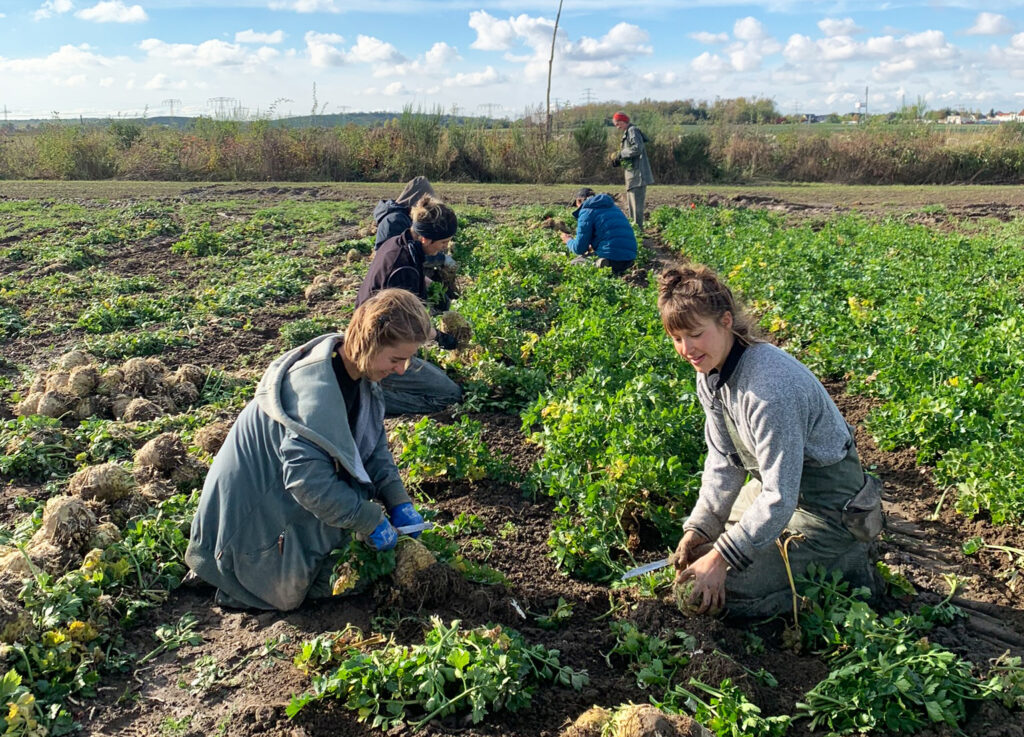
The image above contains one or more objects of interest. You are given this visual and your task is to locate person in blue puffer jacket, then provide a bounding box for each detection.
[559,187,638,275]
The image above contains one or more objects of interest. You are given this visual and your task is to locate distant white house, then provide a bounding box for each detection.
[947,110,1023,124]
[941,113,979,125]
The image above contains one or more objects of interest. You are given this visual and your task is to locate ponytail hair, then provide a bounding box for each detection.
[657,264,761,345]
[410,195,457,242]
[345,288,431,374]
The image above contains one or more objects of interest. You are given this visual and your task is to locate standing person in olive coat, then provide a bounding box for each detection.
[611,112,654,229]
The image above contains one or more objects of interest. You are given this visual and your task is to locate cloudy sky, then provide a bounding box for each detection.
[1,1,1023,120]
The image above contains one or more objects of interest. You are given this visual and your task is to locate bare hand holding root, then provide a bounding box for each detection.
[671,530,723,614]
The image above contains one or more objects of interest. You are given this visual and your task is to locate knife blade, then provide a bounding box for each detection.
[620,557,672,580]
[395,521,434,536]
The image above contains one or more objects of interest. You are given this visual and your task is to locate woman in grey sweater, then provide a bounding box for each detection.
[659,265,882,618]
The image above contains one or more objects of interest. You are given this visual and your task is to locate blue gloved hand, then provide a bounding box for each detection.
[365,517,398,551]
[388,502,424,537]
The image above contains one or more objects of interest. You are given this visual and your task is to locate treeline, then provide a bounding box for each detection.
[2,107,1024,184]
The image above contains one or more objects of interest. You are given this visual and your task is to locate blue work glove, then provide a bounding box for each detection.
[365,517,398,551]
[388,502,424,537]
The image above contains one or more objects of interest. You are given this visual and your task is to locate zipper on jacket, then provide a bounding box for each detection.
[277,532,285,555]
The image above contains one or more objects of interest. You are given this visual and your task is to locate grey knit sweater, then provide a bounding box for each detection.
[684,342,852,571]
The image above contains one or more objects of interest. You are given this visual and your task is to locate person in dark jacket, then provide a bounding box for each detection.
[356,195,464,415]
[559,187,638,275]
[184,289,434,611]
[373,176,435,249]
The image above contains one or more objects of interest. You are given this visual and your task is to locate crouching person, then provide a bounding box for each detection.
[357,195,464,416]
[659,265,883,618]
[559,187,638,276]
[184,289,432,610]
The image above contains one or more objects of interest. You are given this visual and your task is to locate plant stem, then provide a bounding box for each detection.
[410,685,482,730]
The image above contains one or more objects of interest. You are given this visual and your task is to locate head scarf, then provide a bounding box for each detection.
[412,218,457,242]
[612,112,630,124]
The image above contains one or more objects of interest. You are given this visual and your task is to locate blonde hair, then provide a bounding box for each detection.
[345,288,432,374]
[657,264,761,345]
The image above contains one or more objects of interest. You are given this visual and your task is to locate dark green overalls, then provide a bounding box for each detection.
[718,412,881,617]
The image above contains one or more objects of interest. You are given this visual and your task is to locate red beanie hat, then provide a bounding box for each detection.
[612,111,629,123]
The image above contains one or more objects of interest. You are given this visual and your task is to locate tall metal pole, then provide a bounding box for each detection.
[545,0,564,141]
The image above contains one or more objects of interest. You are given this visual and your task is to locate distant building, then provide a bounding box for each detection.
[941,113,979,125]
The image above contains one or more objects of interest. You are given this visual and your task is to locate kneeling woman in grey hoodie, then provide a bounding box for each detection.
[185,289,431,610]
[659,264,882,618]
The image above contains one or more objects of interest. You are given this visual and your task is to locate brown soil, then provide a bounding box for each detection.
[2,184,1022,737]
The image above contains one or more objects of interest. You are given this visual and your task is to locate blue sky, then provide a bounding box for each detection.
[1,1,1023,120]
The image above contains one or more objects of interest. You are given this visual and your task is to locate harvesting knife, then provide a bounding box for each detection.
[620,557,672,580]
[395,521,434,536]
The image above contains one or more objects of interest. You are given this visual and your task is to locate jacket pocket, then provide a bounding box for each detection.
[842,473,884,542]
[234,528,318,610]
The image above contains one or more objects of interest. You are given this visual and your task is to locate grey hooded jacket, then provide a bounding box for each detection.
[684,342,856,571]
[619,125,654,190]
[184,333,411,610]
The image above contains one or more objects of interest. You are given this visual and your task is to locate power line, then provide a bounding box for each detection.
[162,98,182,117]
[580,88,596,106]
[207,97,236,120]
[478,103,500,118]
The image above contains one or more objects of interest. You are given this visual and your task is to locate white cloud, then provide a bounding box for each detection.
[424,42,459,67]
[99,76,114,87]
[733,17,767,42]
[304,30,345,67]
[236,29,284,44]
[380,42,460,77]
[382,81,407,95]
[444,65,501,87]
[256,47,280,63]
[468,10,552,52]
[34,0,73,21]
[76,1,147,23]
[783,34,816,62]
[690,52,730,79]
[62,74,87,87]
[903,30,957,61]
[564,23,651,61]
[817,36,861,61]
[346,35,405,64]
[865,36,898,56]
[966,12,1013,36]
[730,46,764,72]
[143,73,186,90]
[641,71,679,87]
[0,44,114,75]
[269,0,342,11]
[873,58,916,81]
[139,38,249,66]
[818,18,861,37]
[469,10,521,51]
[563,60,620,78]
[690,31,728,45]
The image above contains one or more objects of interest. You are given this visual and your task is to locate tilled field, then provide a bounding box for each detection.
[0,183,1022,737]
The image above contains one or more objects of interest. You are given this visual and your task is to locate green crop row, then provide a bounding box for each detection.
[424,221,705,581]
[652,205,1024,525]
